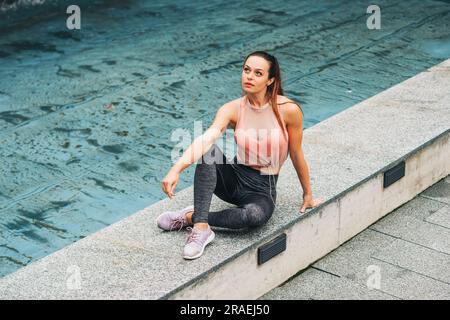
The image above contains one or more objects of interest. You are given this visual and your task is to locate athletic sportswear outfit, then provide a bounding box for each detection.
[191,95,289,228]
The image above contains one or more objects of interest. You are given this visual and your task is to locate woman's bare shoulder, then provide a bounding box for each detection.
[277,95,298,106]
[224,97,243,113]
[220,97,242,125]
[226,96,242,107]
[277,95,303,126]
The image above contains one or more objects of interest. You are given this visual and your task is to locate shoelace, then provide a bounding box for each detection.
[169,215,186,232]
[185,227,203,245]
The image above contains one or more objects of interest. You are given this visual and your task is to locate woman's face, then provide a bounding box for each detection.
[241,55,274,94]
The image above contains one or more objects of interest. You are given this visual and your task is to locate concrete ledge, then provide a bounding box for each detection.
[169,130,450,299]
[0,59,449,299]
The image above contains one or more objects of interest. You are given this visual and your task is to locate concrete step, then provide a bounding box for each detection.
[260,175,450,300]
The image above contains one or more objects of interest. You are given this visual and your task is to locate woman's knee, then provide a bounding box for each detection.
[243,202,274,227]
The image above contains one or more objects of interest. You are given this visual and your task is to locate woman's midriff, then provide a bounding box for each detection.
[248,164,280,175]
[232,155,279,175]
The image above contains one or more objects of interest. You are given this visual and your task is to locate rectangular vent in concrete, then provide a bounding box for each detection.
[257,233,286,265]
[383,160,405,188]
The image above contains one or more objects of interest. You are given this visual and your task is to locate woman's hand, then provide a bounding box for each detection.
[300,193,324,213]
[162,169,180,199]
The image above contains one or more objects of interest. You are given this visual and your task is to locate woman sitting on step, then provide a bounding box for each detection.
[158,51,323,260]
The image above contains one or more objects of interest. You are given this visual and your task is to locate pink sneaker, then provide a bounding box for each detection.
[156,205,194,231]
[183,226,215,260]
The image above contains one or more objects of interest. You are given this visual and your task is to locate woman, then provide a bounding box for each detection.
[158,51,323,260]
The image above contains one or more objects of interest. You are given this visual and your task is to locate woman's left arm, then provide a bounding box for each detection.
[286,103,323,213]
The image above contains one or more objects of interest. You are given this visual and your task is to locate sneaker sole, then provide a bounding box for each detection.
[183,231,215,260]
[156,205,194,231]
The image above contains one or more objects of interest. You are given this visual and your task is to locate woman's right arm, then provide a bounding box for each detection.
[162,102,234,198]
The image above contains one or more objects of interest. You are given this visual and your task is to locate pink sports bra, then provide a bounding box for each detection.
[234,95,289,175]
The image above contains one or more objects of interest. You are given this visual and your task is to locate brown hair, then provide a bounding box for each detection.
[241,51,304,141]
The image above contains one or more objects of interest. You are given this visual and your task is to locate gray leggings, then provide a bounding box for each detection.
[192,144,279,229]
